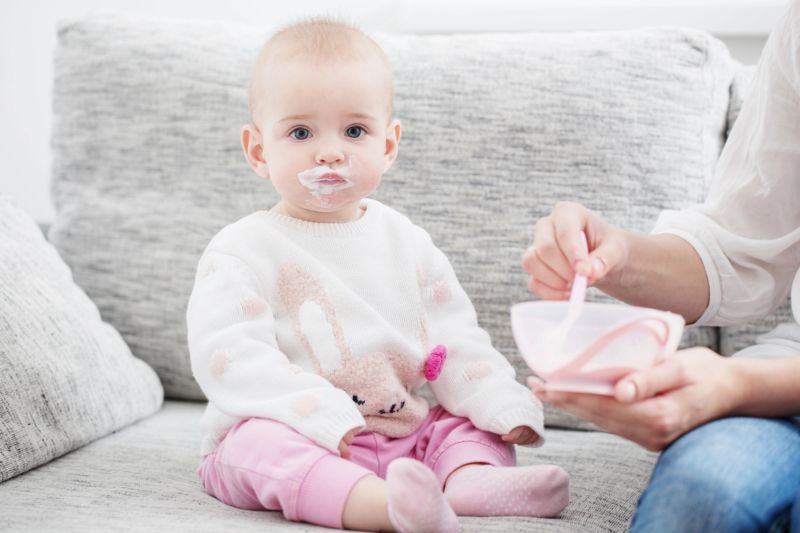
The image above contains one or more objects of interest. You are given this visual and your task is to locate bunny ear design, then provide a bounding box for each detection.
[277,264,352,374]
[415,265,430,351]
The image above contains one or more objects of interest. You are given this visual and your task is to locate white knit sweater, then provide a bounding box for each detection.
[187,199,544,455]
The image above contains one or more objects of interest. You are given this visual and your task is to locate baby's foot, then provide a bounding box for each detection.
[444,464,569,517]
[386,458,460,533]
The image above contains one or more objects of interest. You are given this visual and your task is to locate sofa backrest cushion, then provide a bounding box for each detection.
[0,196,163,483]
[50,14,734,401]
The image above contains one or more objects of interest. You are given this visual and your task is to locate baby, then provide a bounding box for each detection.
[187,18,569,532]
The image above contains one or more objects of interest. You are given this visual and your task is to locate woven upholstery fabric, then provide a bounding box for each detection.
[0,401,656,533]
[720,301,796,356]
[0,196,163,483]
[50,15,732,403]
[726,64,757,137]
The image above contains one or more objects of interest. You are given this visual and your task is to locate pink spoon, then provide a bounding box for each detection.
[540,232,588,367]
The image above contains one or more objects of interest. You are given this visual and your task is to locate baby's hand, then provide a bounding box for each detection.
[501,426,539,445]
[338,428,361,459]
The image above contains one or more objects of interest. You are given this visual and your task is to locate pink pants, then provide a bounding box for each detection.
[198,406,515,528]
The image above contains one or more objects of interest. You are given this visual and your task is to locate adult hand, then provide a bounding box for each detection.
[501,425,540,445]
[338,427,361,459]
[522,201,629,299]
[530,348,741,451]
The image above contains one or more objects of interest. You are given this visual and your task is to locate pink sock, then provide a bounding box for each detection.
[386,458,460,533]
[444,464,569,517]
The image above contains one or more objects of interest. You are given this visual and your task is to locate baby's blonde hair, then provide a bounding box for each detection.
[248,17,394,121]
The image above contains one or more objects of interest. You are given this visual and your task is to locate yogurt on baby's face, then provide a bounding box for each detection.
[297,163,354,207]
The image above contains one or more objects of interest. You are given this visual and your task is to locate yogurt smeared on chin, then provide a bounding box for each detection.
[297,163,354,207]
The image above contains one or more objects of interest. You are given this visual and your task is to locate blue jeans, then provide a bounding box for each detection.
[631,417,800,532]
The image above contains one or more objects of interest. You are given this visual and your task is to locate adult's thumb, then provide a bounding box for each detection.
[586,237,625,282]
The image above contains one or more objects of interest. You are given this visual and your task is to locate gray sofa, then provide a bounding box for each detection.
[1,13,789,533]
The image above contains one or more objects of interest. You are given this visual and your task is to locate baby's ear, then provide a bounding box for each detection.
[382,119,402,172]
[241,124,270,179]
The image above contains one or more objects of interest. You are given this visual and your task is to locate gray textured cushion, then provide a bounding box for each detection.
[0,401,656,532]
[726,64,757,137]
[50,14,733,404]
[720,302,796,356]
[0,196,163,483]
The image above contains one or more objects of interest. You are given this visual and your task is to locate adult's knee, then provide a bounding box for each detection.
[631,418,790,533]
[632,464,758,533]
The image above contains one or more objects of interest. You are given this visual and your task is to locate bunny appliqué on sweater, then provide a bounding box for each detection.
[277,263,445,437]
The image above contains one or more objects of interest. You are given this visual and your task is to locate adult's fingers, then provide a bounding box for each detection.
[527,272,571,300]
[550,202,591,274]
[536,389,676,450]
[528,266,569,300]
[536,390,635,438]
[529,217,574,282]
[584,231,626,283]
[524,248,572,292]
[615,356,692,403]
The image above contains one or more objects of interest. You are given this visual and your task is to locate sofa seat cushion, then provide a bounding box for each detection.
[0,401,656,532]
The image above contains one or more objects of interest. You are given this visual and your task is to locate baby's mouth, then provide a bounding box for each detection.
[317,173,346,185]
[297,164,355,202]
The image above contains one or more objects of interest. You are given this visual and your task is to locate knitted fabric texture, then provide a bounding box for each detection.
[187,199,544,455]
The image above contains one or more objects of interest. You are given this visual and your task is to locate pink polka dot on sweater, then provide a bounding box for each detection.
[463,361,491,381]
[209,349,231,377]
[432,281,451,304]
[292,395,320,417]
[241,297,268,317]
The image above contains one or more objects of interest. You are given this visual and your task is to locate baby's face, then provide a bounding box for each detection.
[252,56,398,222]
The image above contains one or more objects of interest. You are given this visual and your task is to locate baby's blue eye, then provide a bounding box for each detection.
[345,126,364,139]
[291,128,311,140]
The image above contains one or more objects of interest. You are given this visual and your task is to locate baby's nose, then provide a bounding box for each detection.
[315,146,345,165]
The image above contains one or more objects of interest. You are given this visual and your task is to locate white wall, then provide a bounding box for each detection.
[0,0,789,223]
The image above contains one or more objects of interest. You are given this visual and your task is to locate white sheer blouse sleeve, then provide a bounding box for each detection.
[653,0,800,327]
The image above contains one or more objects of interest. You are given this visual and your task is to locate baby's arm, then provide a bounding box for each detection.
[415,233,545,445]
[187,249,364,454]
